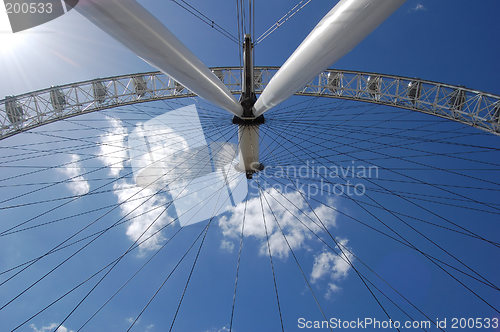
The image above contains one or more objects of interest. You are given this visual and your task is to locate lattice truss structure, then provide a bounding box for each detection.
[1,66,499,139]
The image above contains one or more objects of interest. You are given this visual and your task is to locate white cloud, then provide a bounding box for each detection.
[412,3,426,11]
[325,283,341,299]
[101,118,174,253]
[204,326,230,332]
[30,323,74,332]
[99,116,128,177]
[220,239,235,252]
[58,154,90,195]
[113,180,173,252]
[310,239,354,297]
[125,317,154,331]
[218,188,337,259]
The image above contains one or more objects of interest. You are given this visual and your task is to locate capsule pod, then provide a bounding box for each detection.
[449,89,466,111]
[254,69,263,91]
[407,81,421,104]
[5,97,24,124]
[327,72,341,94]
[133,76,148,97]
[50,87,66,112]
[367,76,381,98]
[93,81,107,103]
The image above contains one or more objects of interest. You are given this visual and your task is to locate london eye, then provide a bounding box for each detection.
[0,1,499,331]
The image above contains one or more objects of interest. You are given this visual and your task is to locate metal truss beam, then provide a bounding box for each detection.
[1,67,499,140]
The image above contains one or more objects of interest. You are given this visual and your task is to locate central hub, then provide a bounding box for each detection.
[234,34,264,179]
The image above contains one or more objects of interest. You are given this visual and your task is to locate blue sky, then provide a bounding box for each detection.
[0,1,499,331]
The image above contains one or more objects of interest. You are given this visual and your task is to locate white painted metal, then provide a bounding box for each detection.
[75,0,243,116]
[235,126,261,174]
[254,0,405,116]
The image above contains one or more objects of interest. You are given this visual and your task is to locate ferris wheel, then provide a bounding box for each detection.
[0,0,499,331]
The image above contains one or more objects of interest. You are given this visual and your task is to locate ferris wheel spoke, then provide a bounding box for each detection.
[257,183,285,332]
[2,166,241,291]
[75,225,184,331]
[12,181,227,332]
[270,172,499,218]
[1,144,204,299]
[259,97,326,161]
[125,220,209,332]
[0,168,240,241]
[0,200,168,276]
[259,136,426,326]
[272,175,400,327]
[258,120,500,224]
[265,119,500,209]
[271,119,498,153]
[6,135,243,330]
[75,0,242,116]
[260,173,499,294]
[287,176,500,313]
[229,198,246,332]
[263,122,500,248]
[259,129,500,233]
[126,165,243,332]
[0,122,237,277]
[262,123,500,290]
[262,101,394,164]
[11,212,183,332]
[0,122,236,240]
[257,176,444,329]
[263,155,500,209]
[0,121,234,197]
[0,116,235,206]
[254,0,405,115]
[263,134,500,203]
[59,162,237,332]
[257,180,332,331]
[264,98,500,152]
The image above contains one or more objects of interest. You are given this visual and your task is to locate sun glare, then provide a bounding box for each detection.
[0,7,26,54]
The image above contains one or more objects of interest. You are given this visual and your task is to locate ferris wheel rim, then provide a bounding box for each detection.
[1,66,499,141]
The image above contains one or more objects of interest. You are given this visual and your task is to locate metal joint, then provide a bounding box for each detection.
[232,114,265,126]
